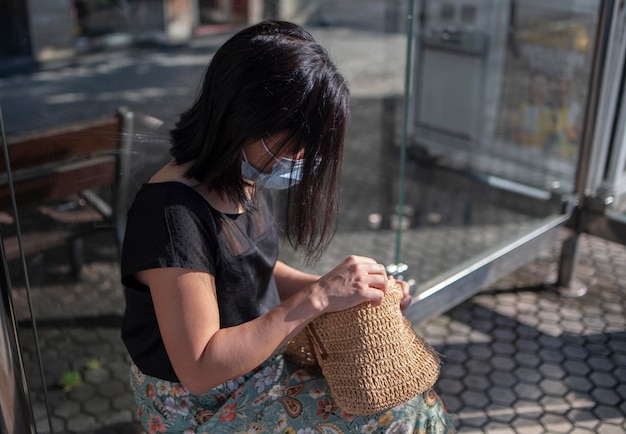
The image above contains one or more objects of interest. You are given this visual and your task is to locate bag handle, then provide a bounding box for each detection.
[305,323,328,360]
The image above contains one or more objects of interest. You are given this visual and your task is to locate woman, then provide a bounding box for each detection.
[121,20,456,433]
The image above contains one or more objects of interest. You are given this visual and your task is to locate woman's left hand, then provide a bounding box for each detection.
[393,278,412,312]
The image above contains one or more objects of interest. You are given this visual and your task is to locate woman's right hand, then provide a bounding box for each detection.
[314,255,388,313]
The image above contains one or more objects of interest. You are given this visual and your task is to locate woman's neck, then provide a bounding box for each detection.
[149,160,249,214]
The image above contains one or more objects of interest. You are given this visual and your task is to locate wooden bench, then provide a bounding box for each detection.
[0,106,139,279]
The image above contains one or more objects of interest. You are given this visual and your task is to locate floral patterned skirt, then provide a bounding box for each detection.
[130,354,456,433]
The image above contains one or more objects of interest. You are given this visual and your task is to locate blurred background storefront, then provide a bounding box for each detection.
[1,0,193,67]
[0,0,272,66]
[0,0,320,62]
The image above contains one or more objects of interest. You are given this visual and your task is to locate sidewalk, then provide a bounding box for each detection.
[424,233,626,433]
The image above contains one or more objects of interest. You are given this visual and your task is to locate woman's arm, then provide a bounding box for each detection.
[141,255,387,395]
[273,260,319,300]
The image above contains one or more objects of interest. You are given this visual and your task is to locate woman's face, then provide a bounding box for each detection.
[242,133,304,174]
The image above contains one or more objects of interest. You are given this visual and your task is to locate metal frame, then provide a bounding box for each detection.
[556,0,626,296]
[582,0,626,199]
[596,1,626,210]
[0,240,36,433]
[406,214,568,325]
[0,106,37,433]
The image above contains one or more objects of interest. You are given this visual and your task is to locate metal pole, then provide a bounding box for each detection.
[555,0,615,296]
[394,0,416,265]
[0,106,39,433]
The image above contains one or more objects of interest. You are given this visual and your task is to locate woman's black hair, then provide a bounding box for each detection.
[170,20,350,260]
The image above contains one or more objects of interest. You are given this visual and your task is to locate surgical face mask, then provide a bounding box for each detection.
[241,138,305,190]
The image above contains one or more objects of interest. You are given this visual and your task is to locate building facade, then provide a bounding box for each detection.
[0,0,280,70]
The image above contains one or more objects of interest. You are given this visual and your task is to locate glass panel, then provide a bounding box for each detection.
[0,0,605,431]
[279,0,601,292]
[414,0,598,195]
[73,1,165,39]
[278,0,415,273]
[0,108,34,429]
[607,53,626,212]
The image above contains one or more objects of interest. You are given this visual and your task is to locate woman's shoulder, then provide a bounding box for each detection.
[134,160,201,201]
[134,181,200,206]
[126,182,218,249]
[148,160,194,184]
[127,183,214,233]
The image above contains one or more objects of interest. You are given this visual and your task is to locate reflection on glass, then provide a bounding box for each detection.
[278,1,412,271]
[73,0,166,37]
[496,2,596,183]
[73,0,196,50]
[281,0,601,291]
[413,0,598,194]
[0,301,32,433]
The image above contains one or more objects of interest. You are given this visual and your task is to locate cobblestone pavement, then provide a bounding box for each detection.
[2,24,625,434]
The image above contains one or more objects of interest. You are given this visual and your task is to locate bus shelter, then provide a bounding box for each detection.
[1,0,625,431]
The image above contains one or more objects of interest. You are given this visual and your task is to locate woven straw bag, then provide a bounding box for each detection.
[303,281,441,415]
[283,327,320,370]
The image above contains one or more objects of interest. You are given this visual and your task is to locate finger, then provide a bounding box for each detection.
[400,297,411,312]
[364,262,387,276]
[400,294,411,312]
[363,286,385,306]
[399,279,410,298]
[345,255,377,264]
[367,272,389,289]
[341,256,379,275]
[350,261,386,278]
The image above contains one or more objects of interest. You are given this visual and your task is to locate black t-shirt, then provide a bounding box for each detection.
[120,182,280,381]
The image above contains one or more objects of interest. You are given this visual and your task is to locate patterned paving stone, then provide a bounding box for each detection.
[511,417,546,433]
[540,413,573,433]
[596,423,626,434]
[428,237,626,433]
